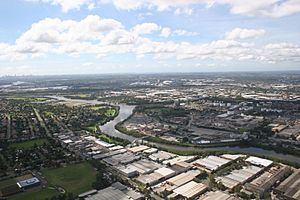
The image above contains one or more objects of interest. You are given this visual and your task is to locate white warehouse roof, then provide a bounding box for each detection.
[245,156,273,167]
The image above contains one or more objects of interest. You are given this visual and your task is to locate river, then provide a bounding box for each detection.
[48,95,137,141]
[99,104,136,141]
[48,96,300,164]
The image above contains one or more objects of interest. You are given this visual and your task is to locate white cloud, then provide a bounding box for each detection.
[110,0,144,10]
[137,12,153,20]
[16,15,123,45]
[160,27,172,37]
[88,3,95,10]
[132,23,161,35]
[225,28,266,40]
[27,0,300,18]
[160,27,198,37]
[1,15,300,66]
[264,42,299,49]
[174,7,193,15]
[82,62,93,66]
[224,0,300,18]
[174,29,198,36]
[26,0,96,12]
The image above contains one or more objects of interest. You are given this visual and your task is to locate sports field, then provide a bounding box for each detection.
[42,162,97,195]
[5,162,96,200]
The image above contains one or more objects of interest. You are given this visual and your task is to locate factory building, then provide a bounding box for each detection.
[245,156,273,168]
[216,165,263,190]
[167,170,201,187]
[136,167,175,186]
[171,181,208,199]
[16,177,40,190]
[244,165,290,197]
[149,151,177,162]
[84,182,143,200]
[275,169,300,200]
[199,190,238,200]
[192,155,232,172]
[162,156,196,166]
[127,145,150,153]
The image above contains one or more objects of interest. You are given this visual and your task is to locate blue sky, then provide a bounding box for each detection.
[0,0,300,75]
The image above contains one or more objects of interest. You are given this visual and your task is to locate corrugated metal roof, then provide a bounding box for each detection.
[173,181,207,199]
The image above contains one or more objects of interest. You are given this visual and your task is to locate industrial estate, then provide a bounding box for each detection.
[0,73,299,200]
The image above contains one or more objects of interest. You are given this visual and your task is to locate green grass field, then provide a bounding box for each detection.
[42,162,97,195]
[44,111,54,117]
[7,97,49,101]
[9,138,48,149]
[85,126,97,133]
[89,105,105,110]
[0,175,58,200]
[105,109,116,117]
[0,178,16,189]
[9,188,59,200]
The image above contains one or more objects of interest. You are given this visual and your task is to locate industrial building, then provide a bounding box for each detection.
[84,182,143,200]
[143,147,158,154]
[275,168,300,200]
[192,155,232,172]
[103,152,140,166]
[149,151,177,162]
[167,170,201,187]
[136,167,175,186]
[127,145,150,153]
[245,156,273,167]
[16,177,40,190]
[171,181,208,199]
[152,170,201,197]
[136,172,164,186]
[216,165,262,190]
[115,165,139,178]
[115,158,162,178]
[162,155,196,166]
[170,161,193,173]
[221,154,245,161]
[155,167,176,179]
[199,190,238,200]
[93,148,127,160]
[244,165,290,197]
[128,159,161,175]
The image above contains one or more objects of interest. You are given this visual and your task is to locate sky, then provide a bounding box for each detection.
[0,0,300,75]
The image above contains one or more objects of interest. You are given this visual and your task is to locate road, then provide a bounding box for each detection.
[33,107,51,137]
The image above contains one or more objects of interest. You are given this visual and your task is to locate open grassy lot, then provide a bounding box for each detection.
[9,138,48,149]
[43,111,54,117]
[89,105,105,110]
[41,162,97,195]
[0,174,33,189]
[7,97,49,101]
[105,108,116,117]
[9,188,58,200]
[0,175,57,200]
[0,178,17,189]
[85,126,97,133]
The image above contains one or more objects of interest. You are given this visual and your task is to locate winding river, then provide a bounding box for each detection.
[99,104,136,141]
[49,96,300,164]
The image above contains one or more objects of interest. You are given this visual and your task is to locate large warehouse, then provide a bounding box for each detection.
[275,169,300,200]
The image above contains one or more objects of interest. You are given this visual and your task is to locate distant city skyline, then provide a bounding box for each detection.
[0,0,300,75]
